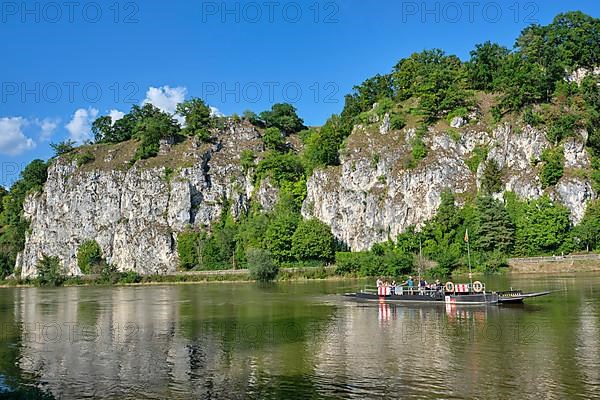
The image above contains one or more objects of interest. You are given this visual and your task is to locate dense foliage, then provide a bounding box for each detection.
[246,248,278,282]
[77,240,105,274]
[36,255,65,287]
[176,98,213,141]
[259,103,306,134]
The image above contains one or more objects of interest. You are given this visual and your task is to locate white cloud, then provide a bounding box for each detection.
[143,86,187,114]
[0,117,36,156]
[65,108,99,144]
[108,109,125,125]
[210,106,224,117]
[35,118,60,142]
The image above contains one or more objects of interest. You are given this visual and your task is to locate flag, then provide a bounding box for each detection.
[464,228,469,243]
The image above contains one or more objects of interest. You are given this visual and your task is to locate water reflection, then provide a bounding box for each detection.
[0,275,598,399]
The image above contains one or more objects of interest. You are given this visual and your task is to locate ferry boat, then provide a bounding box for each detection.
[345,281,551,305]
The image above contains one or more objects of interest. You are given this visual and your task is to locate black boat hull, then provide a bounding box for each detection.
[346,290,550,305]
[349,291,499,304]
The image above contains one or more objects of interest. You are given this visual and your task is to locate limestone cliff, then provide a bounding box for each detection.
[302,118,595,251]
[18,121,272,276]
[18,116,596,276]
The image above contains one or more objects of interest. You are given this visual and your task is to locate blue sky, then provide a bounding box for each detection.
[1,0,598,187]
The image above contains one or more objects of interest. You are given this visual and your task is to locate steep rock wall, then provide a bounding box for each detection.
[18,122,269,277]
[302,122,595,251]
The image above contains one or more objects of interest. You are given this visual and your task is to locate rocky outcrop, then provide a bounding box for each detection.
[302,122,596,251]
[554,177,595,224]
[19,121,266,277]
[19,118,597,275]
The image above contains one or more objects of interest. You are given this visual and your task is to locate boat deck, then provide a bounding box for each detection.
[346,286,551,305]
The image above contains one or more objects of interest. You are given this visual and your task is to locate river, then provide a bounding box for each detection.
[0,273,598,399]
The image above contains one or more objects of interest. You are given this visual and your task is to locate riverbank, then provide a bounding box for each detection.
[2,256,600,288]
[0,266,341,288]
[507,254,600,274]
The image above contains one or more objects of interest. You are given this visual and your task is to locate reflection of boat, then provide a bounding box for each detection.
[345,282,550,305]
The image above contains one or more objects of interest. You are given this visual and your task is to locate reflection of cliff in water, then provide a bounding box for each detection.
[14,285,335,399]
[17,286,183,398]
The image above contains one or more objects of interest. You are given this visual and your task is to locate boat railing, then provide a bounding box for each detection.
[362,282,488,296]
[362,286,444,296]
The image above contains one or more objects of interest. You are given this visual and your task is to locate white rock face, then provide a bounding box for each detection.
[379,113,391,134]
[563,137,591,169]
[303,123,596,251]
[554,177,596,224]
[19,121,266,277]
[19,119,598,274]
[566,67,600,85]
[450,116,467,128]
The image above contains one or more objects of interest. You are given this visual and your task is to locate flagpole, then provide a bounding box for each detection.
[466,228,473,286]
[418,237,423,285]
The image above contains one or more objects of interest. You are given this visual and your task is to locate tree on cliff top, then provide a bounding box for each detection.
[132,104,181,160]
[466,41,510,91]
[259,103,306,134]
[176,98,213,142]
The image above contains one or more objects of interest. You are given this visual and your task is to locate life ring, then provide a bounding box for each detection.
[472,281,483,293]
[445,282,454,292]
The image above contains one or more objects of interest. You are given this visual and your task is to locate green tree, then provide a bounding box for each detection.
[390,114,406,130]
[411,135,428,161]
[547,114,579,144]
[0,185,7,213]
[264,212,298,262]
[291,219,335,262]
[466,41,510,91]
[475,196,515,254]
[133,104,181,160]
[77,240,104,274]
[494,53,548,114]
[246,248,278,282]
[91,116,114,143]
[36,255,64,287]
[513,195,572,255]
[574,200,600,251]
[259,103,306,134]
[177,230,208,270]
[302,115,346,171]
[540,147,564,188]
[262,127,286,151]
[243,110,264,127]
[240,150,256,173]
[421,191,464,274]
[543,12,600,69]
[392,49,471,122]
[176,98,213,141]
[342,74,394,123]
[255,152,305,187]
[481,159,503,194]
[234,212,270,265]
[50,140,77,156]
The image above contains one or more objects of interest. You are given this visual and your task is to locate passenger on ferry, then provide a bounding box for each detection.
[419,279,427,294]
[376,278,383,288]
[390,280,397,295]
[404,276,414,294]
